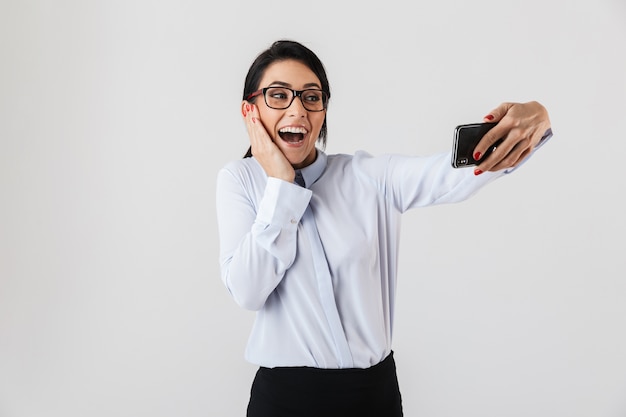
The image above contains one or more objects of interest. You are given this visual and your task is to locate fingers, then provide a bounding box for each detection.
[472,103,516,163]
[478,134,530,173]
[242,101,271,152]
[240,100,295,181]
[482,102,514,124]
[242,101,261,132]
[473,101,552,174]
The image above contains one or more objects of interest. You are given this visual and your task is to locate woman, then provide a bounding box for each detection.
[216,39,552,417]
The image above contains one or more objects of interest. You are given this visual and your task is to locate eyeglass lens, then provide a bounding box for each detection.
[265,87,327,111]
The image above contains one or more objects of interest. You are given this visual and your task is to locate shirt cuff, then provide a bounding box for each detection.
[256,177,312,227]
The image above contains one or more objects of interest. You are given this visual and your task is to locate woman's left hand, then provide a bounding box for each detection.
[474,101,551,174]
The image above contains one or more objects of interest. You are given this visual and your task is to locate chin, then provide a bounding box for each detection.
[288,157,307,168]
[291,153,316,169]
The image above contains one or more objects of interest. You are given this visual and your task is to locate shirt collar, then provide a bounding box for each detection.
[299,148,327,188]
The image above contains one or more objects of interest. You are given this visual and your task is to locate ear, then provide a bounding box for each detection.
[241,100,249,117]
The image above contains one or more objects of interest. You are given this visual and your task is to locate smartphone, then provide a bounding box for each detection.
[451,122,503,168]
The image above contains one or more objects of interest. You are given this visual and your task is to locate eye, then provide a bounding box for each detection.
[302,90,322,102]
[266,87,290,101]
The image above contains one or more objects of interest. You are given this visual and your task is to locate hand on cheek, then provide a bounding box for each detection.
[241,101,294,182]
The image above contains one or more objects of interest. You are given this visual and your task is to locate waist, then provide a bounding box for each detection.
[259,350,397,382]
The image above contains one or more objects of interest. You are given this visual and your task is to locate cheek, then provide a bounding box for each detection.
[256,109,278,137]
[310,114,325,132]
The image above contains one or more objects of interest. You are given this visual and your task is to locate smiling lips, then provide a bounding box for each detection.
[279,126,308,143]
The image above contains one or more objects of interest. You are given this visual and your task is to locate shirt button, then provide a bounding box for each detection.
[290,218,297,224]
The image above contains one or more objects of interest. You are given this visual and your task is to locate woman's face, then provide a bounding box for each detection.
[253,59,326,169]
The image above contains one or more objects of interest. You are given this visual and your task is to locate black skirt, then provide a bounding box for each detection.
[247,351,403,417]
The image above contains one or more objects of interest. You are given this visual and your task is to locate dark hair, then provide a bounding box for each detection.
[242,40,331,158]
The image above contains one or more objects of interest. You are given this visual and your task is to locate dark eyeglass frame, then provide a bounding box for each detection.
[246,87,329,112]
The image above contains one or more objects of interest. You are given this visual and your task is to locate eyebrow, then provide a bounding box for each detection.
[267,81,322,90]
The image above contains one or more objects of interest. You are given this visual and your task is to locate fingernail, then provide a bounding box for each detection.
[484,114,494,121]
[474,151,482,160]
[242,108,247,117]
[251,117,257,124]
[474,168,483,176]
[246,104,251,112]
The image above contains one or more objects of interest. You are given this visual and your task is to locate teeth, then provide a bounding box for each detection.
[279,126,308,134]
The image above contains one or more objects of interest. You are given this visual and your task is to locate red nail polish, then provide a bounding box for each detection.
[251,117,257,124]
[474,168,483,176]
[246,104,251,112]
[242,108,247,117]
[484,114,494,121]
[474,151,482,160]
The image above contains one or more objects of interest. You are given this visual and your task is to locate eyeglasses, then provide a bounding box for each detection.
[246,87,329,112]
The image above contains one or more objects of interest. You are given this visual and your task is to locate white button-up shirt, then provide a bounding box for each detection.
[216,148,529,369]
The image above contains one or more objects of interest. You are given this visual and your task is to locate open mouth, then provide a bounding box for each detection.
[279,126,308,143]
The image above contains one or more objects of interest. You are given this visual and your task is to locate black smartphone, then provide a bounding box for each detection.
[451,122,503,168]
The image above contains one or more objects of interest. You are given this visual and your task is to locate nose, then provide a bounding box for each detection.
[287,95,308,116]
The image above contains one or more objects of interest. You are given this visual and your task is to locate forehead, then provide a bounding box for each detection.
[259,59,321,88]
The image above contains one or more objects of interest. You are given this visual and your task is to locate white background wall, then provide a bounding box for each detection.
[1,1,625,416]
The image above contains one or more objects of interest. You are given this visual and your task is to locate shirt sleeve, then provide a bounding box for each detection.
[352,151,502,213]
[353,128,554,213]
[216,169,312,311]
